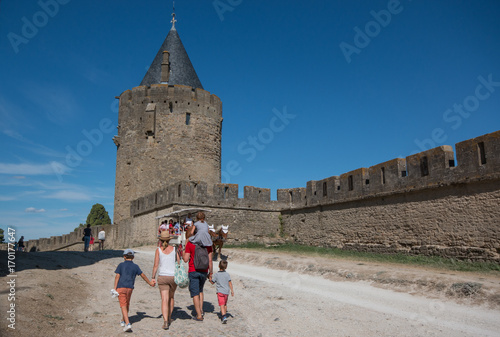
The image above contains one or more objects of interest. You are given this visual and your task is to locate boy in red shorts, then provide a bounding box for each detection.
[209,260,234,323]
[114,249,155,332]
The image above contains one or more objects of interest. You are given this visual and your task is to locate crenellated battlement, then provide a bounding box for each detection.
[130,181,283,217]
[119,84,222,119]
[277,130,500,208]
[128,130,500,215]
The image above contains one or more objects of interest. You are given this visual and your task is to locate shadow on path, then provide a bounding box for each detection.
[0,250,125,276]
[186,301,216,318]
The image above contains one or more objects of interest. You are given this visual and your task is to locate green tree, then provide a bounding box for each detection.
[0,228,4,243]
[86,204,112,227]
[74,223,86,231]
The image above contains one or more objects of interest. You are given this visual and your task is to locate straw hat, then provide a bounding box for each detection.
[159,231,173,241]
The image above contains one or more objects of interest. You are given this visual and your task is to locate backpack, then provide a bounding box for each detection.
[193,244,209,270]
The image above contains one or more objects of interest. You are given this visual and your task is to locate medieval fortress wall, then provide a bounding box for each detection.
[124,130,500,261]
[26,130,500,262]
[280,132,500,261]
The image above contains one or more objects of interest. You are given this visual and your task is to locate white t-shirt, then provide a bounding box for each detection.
[98,230,105,240]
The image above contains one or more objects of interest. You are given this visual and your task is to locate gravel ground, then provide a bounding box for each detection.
[1,246,499,336]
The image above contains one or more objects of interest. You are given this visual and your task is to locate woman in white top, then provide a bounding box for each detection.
[152,231,180,330]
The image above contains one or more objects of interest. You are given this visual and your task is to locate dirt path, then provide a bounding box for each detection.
[1,247,499,336]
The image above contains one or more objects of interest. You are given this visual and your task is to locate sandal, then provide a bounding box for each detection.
[192,316,203,322]
[162,321,169,330]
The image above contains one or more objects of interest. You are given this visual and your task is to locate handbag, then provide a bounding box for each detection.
[174,248,189,288]
[82,236,85,241]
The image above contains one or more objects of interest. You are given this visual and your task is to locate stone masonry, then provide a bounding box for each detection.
[113,85,222,224]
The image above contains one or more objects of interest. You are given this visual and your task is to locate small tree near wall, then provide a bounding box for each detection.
[86,203,112,227]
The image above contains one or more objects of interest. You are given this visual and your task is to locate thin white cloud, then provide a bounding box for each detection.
[25,207,46,213]
[0,161,70,176]
[0,196,16,201]
[25,82,80,125]
[43,190,91,201]
[0,96,26,130]
[3,129,24,141]
[3,129,68,159]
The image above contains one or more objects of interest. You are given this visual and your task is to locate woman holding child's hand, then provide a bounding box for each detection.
[152,232,180,330]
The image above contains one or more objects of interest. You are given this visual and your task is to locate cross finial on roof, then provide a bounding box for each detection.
[171,1,176,30]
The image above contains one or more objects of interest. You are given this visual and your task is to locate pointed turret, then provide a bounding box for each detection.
[140,12,203,89]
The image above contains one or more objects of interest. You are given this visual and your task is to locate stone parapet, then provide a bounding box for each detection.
[278,130,500,208]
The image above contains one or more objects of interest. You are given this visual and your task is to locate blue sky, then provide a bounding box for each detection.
[1,0,499,241]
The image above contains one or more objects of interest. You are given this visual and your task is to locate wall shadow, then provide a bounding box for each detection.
[0,250,124,277]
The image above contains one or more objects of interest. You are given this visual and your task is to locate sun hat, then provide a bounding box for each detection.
[123,248,135,256]
[159,231,173,241]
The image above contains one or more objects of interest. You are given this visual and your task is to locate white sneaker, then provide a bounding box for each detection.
[120,321,126,327]
[123,323,132,332]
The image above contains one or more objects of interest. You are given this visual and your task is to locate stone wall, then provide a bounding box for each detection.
[276,130,500,262]
[281,179,500,261]
[26,131,500,262]
[25,224,116,252]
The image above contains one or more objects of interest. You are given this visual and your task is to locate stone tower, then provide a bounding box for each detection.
[113,13,222,224]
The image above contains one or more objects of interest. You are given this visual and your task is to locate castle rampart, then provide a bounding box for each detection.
[26,131,500,262]
[277,131,500,209]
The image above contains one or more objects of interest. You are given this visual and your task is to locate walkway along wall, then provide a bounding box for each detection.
[25,131,500,262]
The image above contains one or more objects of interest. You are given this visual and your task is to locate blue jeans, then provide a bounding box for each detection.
[188,271,208,297]
[84,236,91,252]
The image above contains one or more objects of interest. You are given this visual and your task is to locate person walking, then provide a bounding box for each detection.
[183,229,213,321]
[89,236,95,251]
[114,249,155,332]
[151,231,180,330]
[83,224,92,252]
[209,260,235,323]
[98,229,106,250]
[17,236,25,252]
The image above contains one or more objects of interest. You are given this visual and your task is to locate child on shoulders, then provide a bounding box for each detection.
[188,211,213,247]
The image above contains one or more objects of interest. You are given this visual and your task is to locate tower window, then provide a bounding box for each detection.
[381,167,386,184]
[478,142,486,165]
[420,156,429,176]
[348,175,353,191]
[185,113,191,125]
[323,182,327,197]
[169,102,173,112]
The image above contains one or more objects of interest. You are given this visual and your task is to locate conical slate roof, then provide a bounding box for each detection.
[140,24,203,89]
